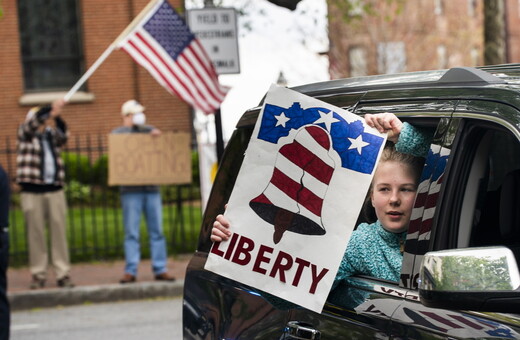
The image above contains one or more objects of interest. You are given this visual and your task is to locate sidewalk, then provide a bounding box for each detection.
[7,254,192,311]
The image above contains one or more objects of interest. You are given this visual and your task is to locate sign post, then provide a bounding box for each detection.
[187,7,240,163]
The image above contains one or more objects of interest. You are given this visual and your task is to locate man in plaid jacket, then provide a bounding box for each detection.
[16,98,74,289]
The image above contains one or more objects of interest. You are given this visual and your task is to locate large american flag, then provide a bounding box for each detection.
[116,0,229,114]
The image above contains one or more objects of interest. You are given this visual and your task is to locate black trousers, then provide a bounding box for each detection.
[0,231,9,340]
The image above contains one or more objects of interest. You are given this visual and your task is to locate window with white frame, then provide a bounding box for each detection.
[434,0,444,15]
[349,46,368,77]
[377,42,406,74]
[437,45,447,69]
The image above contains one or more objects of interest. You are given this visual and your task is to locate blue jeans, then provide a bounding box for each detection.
[121,191,168,276]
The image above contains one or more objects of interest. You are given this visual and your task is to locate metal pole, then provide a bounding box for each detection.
[214,108,224,163]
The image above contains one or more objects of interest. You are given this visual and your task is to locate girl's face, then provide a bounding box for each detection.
[371,160,418,233]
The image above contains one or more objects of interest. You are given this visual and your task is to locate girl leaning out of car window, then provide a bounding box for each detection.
[210,113,432,293]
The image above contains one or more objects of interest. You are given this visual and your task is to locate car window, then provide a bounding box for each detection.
[198,124,255,252]
[458,126,520,265]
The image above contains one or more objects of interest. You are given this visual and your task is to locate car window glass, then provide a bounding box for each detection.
[460,127,520,266]
[198,125,254,252]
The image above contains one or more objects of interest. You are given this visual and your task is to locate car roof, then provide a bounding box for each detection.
[236,64,520,131]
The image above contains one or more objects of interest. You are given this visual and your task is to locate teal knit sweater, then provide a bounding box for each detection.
[335,221,406,283]
[334,122,432,285]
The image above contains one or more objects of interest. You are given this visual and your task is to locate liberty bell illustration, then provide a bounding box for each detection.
[250,125,335,244]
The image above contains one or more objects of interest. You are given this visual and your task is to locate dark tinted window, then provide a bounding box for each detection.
[18,0,83,92]
[458,126,520,264]
[198,124,254,252]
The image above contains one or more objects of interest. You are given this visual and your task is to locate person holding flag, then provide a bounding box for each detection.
[64,0,229,113]
[16,99,74,290]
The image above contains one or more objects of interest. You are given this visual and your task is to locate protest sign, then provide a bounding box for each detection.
[108,132,191,186]
[204,85,387,312]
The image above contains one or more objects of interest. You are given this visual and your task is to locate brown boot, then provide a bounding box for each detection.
[154,272,175,282]
[30,275,45,289]
[57,276,75,288]
[119,273,136,284]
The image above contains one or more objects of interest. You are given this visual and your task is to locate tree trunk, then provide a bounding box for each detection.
[484,0,506,65]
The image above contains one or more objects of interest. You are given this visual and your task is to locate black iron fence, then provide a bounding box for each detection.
[2,135,202,267]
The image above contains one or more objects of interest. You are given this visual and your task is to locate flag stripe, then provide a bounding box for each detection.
[122,38,213,113]
[189,40,228,98]
[184,44,227,100]
[133,31,215,112]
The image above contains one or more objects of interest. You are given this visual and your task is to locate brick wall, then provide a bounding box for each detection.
[0,0,192,176]
[327,0,490,79]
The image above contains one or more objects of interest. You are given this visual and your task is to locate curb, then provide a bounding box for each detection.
[8,280,184,311]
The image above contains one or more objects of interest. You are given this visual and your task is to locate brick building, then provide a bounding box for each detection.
[0,0,191,178]
[327,0,520,79]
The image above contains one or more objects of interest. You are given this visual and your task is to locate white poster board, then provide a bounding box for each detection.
[205,85,386,312]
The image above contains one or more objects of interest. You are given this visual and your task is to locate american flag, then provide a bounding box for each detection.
[116,0,229,114]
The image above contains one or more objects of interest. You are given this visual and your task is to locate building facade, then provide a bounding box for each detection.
[327,0,520,79]
[0,0,191,178]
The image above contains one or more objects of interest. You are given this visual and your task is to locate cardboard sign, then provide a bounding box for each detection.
[108,132,191,186]
[204,85,387,312]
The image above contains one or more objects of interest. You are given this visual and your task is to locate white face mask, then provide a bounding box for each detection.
[132,112,146,125]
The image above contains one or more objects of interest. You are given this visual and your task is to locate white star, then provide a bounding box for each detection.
[348,135,370,154]
[313,109,339,131]
[275,112,290,127]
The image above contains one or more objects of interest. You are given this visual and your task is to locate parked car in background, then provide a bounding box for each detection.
[183,65,520,339]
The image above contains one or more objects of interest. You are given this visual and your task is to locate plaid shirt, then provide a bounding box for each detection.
[16,106,68,188]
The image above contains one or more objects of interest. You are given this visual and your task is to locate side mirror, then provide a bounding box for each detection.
[419,246,520,313]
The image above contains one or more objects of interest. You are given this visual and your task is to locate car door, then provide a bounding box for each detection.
[389,103,520,339]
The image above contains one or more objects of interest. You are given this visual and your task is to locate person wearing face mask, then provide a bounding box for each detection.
[16,98,74,290]
[111,100,175,284]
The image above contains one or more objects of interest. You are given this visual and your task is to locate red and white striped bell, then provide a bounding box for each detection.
[250,125,335,244]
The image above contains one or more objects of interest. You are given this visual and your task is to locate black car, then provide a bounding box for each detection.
[183,65,520,339]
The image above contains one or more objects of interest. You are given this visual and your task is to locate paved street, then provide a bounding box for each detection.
[11,296,182,339]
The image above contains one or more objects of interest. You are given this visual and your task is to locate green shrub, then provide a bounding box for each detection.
[192,150,200,186]
[92,154,109,187]
[65,179,91,204]
[62,152,91,184]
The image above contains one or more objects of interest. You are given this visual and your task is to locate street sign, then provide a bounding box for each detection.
[187,7,240,75]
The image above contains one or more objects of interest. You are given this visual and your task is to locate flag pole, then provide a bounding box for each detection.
[64,43,117,102]
[63,0,161,102]
[112,0,161,46]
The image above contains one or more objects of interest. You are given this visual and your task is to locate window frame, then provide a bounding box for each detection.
[17,0,85,93]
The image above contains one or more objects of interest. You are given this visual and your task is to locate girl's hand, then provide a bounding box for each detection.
[365,112,403,143]
[210,213,232,242]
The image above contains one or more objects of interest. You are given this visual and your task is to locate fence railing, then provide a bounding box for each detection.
[2,135,202,267]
